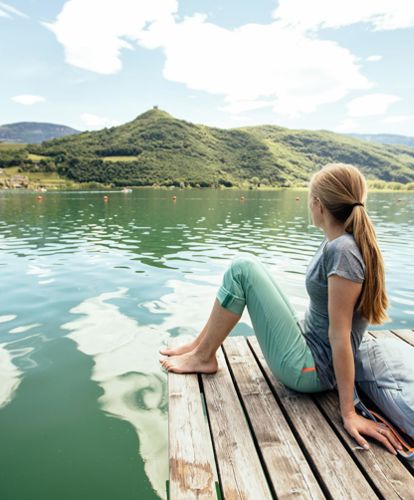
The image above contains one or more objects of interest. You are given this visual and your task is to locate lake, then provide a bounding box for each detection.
[0,188,413,500]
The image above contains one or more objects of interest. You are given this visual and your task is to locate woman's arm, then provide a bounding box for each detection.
[329,332,355,418]
[328,274,401,454]
[327,274,361,418]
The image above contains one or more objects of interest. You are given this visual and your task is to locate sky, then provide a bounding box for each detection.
[1,0,414,135]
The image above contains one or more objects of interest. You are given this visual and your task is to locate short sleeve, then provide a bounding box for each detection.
[324,240,365,283]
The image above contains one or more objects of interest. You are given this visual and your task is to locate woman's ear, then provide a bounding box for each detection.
[315,197,324,214]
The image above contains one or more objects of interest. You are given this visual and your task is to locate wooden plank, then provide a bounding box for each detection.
[247,336,378,499]
[368,328,414,347]
[223,337,325,499]
[389,328,414,347]
[368,329,403,344]
[314,389,414,499]
[167,338,219,499]
[201,344,273,499]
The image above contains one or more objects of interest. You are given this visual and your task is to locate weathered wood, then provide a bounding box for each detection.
[247,336,378,499]
[368,328,414,347]
[314,388,414,499]
[223,336,325,499]
[168,330,414,497]
[390,328,414,347]
[201,343,272,499]
[167,338,219,499]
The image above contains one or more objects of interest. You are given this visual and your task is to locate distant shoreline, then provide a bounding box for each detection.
[1,109,414,192]
[1,185,413,193]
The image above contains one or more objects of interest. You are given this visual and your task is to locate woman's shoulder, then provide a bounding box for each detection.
[323,232,366,280]
[325,233,360,254]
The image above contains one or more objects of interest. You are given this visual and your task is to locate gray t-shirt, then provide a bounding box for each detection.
[302,233,368,390]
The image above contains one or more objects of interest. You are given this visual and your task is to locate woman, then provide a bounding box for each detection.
[159,163,402,456]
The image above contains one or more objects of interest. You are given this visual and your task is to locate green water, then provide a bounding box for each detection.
[0,188,413,500]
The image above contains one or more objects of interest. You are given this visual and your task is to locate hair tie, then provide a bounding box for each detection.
[352,202,364,208]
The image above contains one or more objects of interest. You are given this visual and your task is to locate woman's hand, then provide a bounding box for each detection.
[342,412,403,455]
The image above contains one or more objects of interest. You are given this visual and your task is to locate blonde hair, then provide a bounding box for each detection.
[309,163,389,325]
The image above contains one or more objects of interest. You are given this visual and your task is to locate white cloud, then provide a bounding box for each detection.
[0,2,27,18]
[272,0,414,31]
[49,1,414,118]
[382,114,414,124]
[218,99,272,114]
[366,55,383,62]
[42,0,178,74]
[80,113,120,130]
[138,15,372,117]
[334,118,360,132]
[347,93,400,117]
[11,94,45,105]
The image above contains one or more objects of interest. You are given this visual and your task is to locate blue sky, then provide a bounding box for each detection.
[1,0,414,135]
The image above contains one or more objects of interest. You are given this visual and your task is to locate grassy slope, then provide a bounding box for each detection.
[1,108,414,188]
[242,126,414,183]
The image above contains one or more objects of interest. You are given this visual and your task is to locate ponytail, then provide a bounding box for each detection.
[309,163,389,325]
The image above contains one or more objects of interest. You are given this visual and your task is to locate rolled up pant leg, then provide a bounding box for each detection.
[216,253,324,393]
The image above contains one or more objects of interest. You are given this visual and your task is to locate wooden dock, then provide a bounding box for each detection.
[167,329,414,499]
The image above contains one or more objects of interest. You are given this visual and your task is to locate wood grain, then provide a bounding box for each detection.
[167,338,219,499]
[223,336,324,499]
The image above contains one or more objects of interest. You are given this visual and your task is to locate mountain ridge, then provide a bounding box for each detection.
[2,108,414,187]
[0,121,81,144]
[347,133,414,149]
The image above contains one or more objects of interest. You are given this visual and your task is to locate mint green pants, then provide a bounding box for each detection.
[216,253,326,393]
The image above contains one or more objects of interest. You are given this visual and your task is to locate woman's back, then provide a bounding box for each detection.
[303,233,369,390]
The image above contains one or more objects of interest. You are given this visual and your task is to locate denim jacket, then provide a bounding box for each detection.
[354,332,414,459]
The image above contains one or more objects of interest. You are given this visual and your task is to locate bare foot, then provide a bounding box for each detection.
[159,349,218,374]
[159,338,200,356]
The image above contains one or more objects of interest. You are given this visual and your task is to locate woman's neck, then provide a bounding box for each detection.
[323,224,347,242]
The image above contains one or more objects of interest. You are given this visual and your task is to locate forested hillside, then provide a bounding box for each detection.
[1,108,414,188]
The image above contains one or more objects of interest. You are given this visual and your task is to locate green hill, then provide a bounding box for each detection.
[1,108,414,188]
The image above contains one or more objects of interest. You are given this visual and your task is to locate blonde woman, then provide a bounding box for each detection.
[159,163,401,455]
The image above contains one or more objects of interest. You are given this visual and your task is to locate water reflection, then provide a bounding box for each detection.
[60,275,253,499]
[0,189,413,499]
[62,288,169,498]
[0,343,22,409]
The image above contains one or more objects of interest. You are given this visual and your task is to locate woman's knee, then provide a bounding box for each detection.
[230,254,267,289]
[231,253,261,274]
